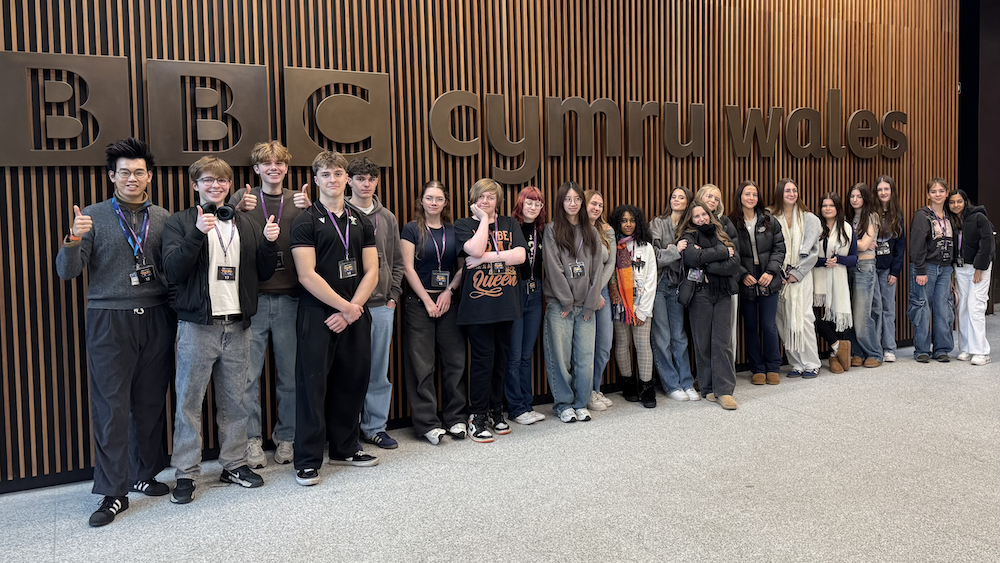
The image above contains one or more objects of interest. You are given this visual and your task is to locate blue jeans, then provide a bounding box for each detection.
[361,304,395,437]
[876,268,898,354]
[544,304,596,413]
[848,259,883,361]
[593,286,613,391]
[651,276,694,392]
[907,263,954,358]
[505,285,543,418]
[243,293,298,443]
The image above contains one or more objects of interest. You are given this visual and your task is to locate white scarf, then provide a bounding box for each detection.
[776,210,811,350]
[813,222,854,331]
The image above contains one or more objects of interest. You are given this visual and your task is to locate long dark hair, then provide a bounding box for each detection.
[553,181,597,257]
[845,182,876,239]
[729,180,771,231]
[769,177,809,217]
[875,175,904,238]
[679,200,734,248]
[608,205,652,245]
[663,186,694,222]
[413,180,453,256]
[819,192,850,245]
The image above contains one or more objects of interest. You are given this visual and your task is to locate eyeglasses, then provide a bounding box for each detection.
[116,169,149,180]
[423,196,446,204]
[564,197,583,204]
[524,200,544,209]
[196,177,232,187]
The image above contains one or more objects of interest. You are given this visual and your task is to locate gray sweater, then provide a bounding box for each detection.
[649,215,684,285]
[354,196,404,307]
[542,223,605,317]
[56,198,171,309]
[782,211,822,281]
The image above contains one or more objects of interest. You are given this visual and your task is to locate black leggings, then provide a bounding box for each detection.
[813,306,843,346]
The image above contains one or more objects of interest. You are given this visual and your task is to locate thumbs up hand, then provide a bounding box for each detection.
[263,214,280,242]
[196,205,216,234]
[70,205,92,237]
[293,183,311,209]
[235,186,257,212]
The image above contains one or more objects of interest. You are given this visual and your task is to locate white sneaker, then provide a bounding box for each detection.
[884,351,896,363]
[529,411,546,423]
[273,440,294,464]
[587,391,608,411]
[559,408,577,423]
[596,392,614,407]
[247,437,267,469]
[447,422,467,439]
[957,352,972,361]
[575,408,592,422]
[685,388,701,401]
[971,355,991,366]
[668,389,689,402]
[424,428,447,445]
[513,412,537,425]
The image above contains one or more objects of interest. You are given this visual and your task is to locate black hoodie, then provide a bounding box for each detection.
[959,205,996,270]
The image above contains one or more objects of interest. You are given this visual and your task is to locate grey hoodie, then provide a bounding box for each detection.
[542,223,605,317]
[354,196,404,307]
[649,215,684,285]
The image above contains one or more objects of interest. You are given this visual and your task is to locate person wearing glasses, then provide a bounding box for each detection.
[56,139,176,527]
[162,156,280,503]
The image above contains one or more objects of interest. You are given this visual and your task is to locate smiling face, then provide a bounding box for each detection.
[670,188,688,212]
[740,185,758,211]
[254,159,288,191]
[691,205,711,226]
[783,182,799,207]
[522,197,543,222]
[586,193,604,223]
[564,188,583,218]
[193,173,232,206]
[701,187,722,212]
[927,183,948,207]
[315,166,348,201]
[948,193,966,215]
[877,181,892,204]
[821,198,837,220]
[109,157,151,202]
[620,211,637,237]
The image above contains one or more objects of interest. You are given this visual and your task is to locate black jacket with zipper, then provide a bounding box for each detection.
[959,205,996,271]
[733,210,786,300]
[162,206,279,329]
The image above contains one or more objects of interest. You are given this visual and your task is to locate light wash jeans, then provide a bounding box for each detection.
[876,268,898,354]
[907,263,954,358]
[848,259,883,361]
[651,276,694,392]
[955,263,992,356]
[544,304,596,413]
[173,320,251,479]
[592,286,613,392]
[361,304,395,438]
[244,293,298,443]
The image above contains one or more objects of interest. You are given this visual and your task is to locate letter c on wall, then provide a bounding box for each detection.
[429,90,480,156]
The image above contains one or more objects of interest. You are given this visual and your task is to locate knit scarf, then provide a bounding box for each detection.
[776,210,811,350]
[612,236,636,325]
[813,224,854,331]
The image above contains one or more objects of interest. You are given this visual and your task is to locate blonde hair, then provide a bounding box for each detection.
[583,188,611,252]
[249,140,291,165]
[311,151,349,175]
[469,178,504,208]
[189,156,233,182]
[696,184,725,216]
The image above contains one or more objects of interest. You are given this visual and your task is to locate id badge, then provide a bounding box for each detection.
[217,266,237,281]
[526,279,538,294]
[876,241,890,256]
[687,268,705,282]
[569,262,585,278]
[936,238,953,262]
[275,251,285,271]
[130,263,156,286]
[431,269,450,288]
[339,259,357,279]
[956,253,964,267]
[489,262,507,276]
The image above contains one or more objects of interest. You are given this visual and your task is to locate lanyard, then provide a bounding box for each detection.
[490,217,501,257]
[427,225,446,270]
[260,190,284,224]
[325,204,351,260]
[215,218,236,262]
[929,206,950,236]
[527,225,538,276]
[111,197,150,262]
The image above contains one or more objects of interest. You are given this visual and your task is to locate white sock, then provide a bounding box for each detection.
[831,341,840,353]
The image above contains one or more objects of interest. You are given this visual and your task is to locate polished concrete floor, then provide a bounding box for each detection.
[3,317,998,562]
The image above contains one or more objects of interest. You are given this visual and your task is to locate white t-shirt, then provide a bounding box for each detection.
[207,219,242,316]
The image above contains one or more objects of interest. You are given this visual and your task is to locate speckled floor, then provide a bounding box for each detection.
[3,316,998,563]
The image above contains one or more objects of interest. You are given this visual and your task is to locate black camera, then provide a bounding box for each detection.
[202,203,235,221]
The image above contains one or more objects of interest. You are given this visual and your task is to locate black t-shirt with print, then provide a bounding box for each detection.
[516,221,544,282]
[454,215,528,325]
[400,222,459,291]
[290,201,376,309]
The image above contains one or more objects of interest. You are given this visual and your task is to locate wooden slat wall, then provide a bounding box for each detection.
[0,0,959,491]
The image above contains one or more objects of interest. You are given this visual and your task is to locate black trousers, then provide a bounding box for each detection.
[464,322,511,416]
[86,305,175,497]
[813,306,843,346]
[689,289,737,397]
[294,305,372,469]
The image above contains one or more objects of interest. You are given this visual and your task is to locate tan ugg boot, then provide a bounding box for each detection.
[765,372,780,385]
[836,341,852,372]
[751,372,766,385]
[718,395,738,410]
[829,356,845,374]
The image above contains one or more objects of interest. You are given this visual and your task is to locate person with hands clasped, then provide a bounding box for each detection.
[813,193,857,375]
[542,182,605,423]
[56,138,176,527]
[680,199,742,410]
[229,141,310,470]
[607,205,658,408]
[948,189,995,366]
[873,175,907,363]
[289,151,380,487]
[455,179,527,442]
[161,156,280,504]
[400,181,467,444]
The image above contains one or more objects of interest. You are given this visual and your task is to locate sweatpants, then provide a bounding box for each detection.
[86,305,175,497]
[293,305,372,470]
[689,290,737,397]
[464,322,511,416]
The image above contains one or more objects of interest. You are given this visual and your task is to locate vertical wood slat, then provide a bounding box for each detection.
[1,0,959,491]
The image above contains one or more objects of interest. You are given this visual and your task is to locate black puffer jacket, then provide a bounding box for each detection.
[733,210,786,300]
[681,226,741,297]
[959,205,996,270]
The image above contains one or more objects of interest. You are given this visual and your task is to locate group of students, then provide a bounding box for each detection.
[59,136,994,528]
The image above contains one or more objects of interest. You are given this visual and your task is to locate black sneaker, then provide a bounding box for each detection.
[130,478,169,497]
[295,468,321,486]
[489,411,512,435]
[329,451,379,467]
[916,354,930,363]
[88,495,128,527]
[468,414,494,443]
[220,465,264,488]
[936,354,950,363]
[170,478,195,504]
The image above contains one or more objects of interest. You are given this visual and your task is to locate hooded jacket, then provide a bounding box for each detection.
[354,196,404,307]
[959,205,996,270]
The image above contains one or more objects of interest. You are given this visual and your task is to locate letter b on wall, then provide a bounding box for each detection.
[0,52,130,166]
